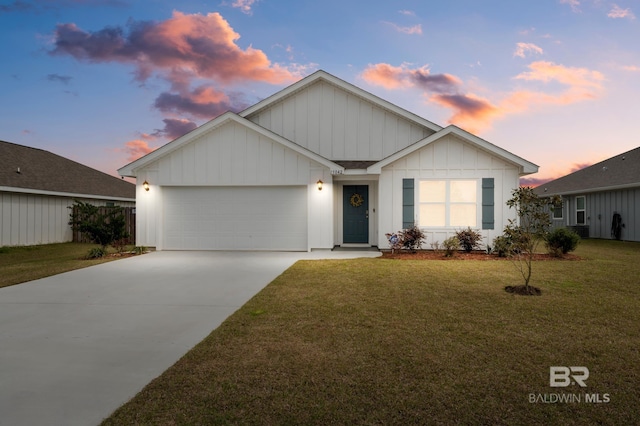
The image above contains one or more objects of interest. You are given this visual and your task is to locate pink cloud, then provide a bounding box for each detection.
[384,22,423,35]
[152,118,198,139]
[514,61,604,90]
[513,42,543,58]
[622,65,640,72]
[520,161,592,187]
[124,139,155,162]
[361,61,604,134]
[520,176,551,187]
[231,0,258,15]
[569,162,591,172]
[361,63,461,91]
[154,85,248,119]
[430,93,500,134]
[560,0,581,13]
[50,11,299,85]
[122,118,197,162]
[398,9,416,16]
[608,4,635,19]
[51,11,307,163]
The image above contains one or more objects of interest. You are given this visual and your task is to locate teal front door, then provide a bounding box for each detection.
[343,185,369,243]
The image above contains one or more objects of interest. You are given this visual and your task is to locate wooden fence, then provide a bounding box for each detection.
[71,206,136,245]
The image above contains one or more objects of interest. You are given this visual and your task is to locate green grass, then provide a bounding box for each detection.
[0,243,130,288]
[102,239,640,424]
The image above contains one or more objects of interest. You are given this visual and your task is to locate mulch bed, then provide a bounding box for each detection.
[380,251,581,261]
[504,284,542,295]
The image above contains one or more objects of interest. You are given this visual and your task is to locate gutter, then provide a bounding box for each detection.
[0,186,136,203]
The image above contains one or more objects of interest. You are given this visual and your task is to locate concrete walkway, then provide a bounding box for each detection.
[0,250,380,426]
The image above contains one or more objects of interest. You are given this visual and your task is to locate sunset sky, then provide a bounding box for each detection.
[1,0,638,186]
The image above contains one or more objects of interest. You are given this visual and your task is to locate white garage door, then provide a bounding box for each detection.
[163,186,308,250]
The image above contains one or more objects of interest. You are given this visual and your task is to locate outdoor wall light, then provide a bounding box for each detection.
[317,179,323,191]
[143,180,150,192]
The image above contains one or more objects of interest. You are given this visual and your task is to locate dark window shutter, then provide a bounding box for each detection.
[402,179,414,229]
[482,178,495,230]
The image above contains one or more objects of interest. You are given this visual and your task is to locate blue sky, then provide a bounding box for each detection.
[1,0,638,185]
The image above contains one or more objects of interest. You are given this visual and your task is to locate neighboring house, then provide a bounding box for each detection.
[118,70,537,251]
[534,146,640,242]
[1,140,136,246]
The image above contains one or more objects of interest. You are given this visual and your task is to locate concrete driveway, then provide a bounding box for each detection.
[0,250,380,426]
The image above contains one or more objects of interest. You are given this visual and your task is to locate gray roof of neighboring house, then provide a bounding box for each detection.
[534,146,640,196]
[0,140,135,200]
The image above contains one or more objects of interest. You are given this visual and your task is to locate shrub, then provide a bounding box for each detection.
[386,224,425,253]
[442,236,460,257]
[546,228,580,257]
[455,227,483,253]
[69,201,129,249]
[492,235,512,257]
[133,246,147,255]
[85,247,107,259]
[402,224,425,252]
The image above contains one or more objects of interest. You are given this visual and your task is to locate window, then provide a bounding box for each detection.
[576,196,586,225]
[552,201,563,220]
[418,180,477,227]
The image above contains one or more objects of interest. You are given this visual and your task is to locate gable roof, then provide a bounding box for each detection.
[534,146,640,196]
[240,70,443,134]
[119,70,536,179]
[1,140,135,201]
[367,125,539,175]
[118,112,344,177]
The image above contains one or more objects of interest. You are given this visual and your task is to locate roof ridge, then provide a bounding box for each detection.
[0,140,48,153]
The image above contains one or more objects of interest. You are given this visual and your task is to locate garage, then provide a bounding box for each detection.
[162,186,308,250]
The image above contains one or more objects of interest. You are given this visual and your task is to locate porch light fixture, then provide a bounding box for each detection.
[316,179,323,191]
[143,180,150,192]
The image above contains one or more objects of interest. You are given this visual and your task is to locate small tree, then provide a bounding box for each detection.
[69,201,129,252]
[503,187,551,293]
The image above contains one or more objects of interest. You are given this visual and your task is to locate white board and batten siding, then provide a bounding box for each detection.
[247,80,435,162]
[0,191,134,246]
[377,133,520,248]
[135,119,333,251]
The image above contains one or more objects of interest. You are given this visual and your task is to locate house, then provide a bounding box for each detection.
[534,146,640,242]
[1,140,136,246]
[118,70,538,251]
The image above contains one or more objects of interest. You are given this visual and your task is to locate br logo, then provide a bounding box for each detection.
[549,366,589,387]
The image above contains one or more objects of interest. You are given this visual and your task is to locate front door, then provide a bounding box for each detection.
[343,185,369,243]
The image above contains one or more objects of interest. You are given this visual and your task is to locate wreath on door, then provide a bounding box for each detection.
[350,193,364,207]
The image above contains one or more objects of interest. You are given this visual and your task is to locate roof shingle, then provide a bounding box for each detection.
[534,146,640,196]
[0,140,135,200]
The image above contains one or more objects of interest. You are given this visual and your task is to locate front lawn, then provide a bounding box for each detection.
[103,239,640,425]
[0,243,131,288]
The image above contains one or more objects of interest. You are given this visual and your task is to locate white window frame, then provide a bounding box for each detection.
[552,201,563,220]
[576,196,586,225]
[417,179,479,228]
